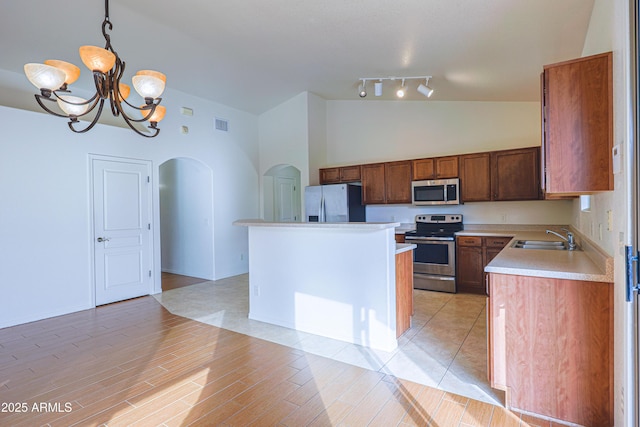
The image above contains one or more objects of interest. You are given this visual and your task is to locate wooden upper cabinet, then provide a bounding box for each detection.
[320,167,341,184]
[412,158,435,180]
[339,165,361,182]
[460,153,491,202]
[361,163,387,204]
[491,147,540,201]
[412,156,458,180]
[319,165,361,184]
[542,52,613,195]
[435,156,459,179]
[385,160,412,204]
[460,148,540,202]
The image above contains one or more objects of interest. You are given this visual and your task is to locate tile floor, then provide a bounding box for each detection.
[153,274,505,407]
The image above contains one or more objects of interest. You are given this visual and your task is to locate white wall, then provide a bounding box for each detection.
[325,100,541,165]
[579,0,631,425]
[0,79,260,328]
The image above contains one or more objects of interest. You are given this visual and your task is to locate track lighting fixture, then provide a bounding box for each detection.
[357,75,433,99]
[358,80,367,98]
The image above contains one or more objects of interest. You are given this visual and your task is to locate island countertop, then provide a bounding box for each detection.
[234,219,400,230]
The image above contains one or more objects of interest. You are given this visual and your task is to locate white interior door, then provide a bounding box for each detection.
[92,157,152,306]
[275,176,297,222]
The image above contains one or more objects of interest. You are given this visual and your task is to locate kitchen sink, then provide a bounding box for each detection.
[511,240,570,250]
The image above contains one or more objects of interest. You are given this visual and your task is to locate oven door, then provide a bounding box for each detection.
[408,237,455,276]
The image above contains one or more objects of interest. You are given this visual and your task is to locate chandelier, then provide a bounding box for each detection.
[23,0,166,138]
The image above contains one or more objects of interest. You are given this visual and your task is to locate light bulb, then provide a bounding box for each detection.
[396,87,406,98]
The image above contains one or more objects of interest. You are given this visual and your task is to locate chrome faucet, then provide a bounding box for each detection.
[546,228,577,250]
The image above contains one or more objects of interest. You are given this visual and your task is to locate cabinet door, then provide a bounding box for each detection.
[340,165,361,182]
[492,147,540,201]
[543,52,613,194]
[459,153,491,202]
[435,156,459,178]
[385,161,412,204]
[456,245,484,293]
[320,167,341,184]
[412,158,435,180]
[361,163,386,204]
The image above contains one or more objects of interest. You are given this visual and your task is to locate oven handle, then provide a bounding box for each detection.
[405,237,455,242]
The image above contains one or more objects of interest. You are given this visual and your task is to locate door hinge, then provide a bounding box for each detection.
[626,245,639,302]
[147,176,150,183]
[148,223,151,230]
[149,270,152,278]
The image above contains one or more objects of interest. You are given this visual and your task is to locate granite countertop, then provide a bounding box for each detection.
[457,225,613,283]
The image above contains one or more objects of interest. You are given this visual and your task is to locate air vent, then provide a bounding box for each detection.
[215,118,229,132]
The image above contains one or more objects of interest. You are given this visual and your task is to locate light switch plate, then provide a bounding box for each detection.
[612,144,621,174]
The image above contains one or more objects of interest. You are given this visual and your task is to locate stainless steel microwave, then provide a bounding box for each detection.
[411,178,460,205]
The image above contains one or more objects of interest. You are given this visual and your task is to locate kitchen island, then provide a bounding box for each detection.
[233,220,412,352]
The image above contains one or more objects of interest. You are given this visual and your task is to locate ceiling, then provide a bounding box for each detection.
[0,0,595,115]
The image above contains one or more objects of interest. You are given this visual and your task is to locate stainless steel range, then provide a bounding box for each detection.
[404,214,463,293]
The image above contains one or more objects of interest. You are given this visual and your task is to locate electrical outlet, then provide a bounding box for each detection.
[252,285,260,296]
[607,210,613,231]
[501,213,507,223]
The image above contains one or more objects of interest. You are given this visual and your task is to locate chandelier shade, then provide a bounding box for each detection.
[140,104,166,123]
[57,95,91,116]
[44,60,81,85]
[132,74,166,99]
[23,0,166,137]
[78,45,116,73]
[24,63,66,91]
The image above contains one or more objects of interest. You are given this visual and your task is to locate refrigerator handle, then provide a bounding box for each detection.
[319,195,324,222]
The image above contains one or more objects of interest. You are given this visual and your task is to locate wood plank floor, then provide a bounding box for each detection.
[162,272,208,291]
[0,292,560,426]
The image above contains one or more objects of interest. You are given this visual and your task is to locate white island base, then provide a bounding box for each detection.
[234,220,403,352]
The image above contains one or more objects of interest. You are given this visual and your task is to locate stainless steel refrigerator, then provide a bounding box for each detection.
[304,183,366,222]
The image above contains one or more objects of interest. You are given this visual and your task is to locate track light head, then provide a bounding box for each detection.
[374,81,383,97]
[396,79,406,98]
[417,77,434,98]
[358,80,367,98]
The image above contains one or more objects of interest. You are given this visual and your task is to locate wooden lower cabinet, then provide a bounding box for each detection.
[456,236,511,294]
[395,249,414,337]
[488,273,613,426]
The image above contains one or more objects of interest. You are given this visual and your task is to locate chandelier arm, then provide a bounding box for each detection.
[118,111,160,138]
[68,99,106,133]
[34,95,71,118]
[118,97,162,123]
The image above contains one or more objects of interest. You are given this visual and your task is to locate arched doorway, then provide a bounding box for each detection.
[159,158,214,288]
[263,164,301,222]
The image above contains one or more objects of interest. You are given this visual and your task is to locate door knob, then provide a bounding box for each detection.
[97,237,110,242]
